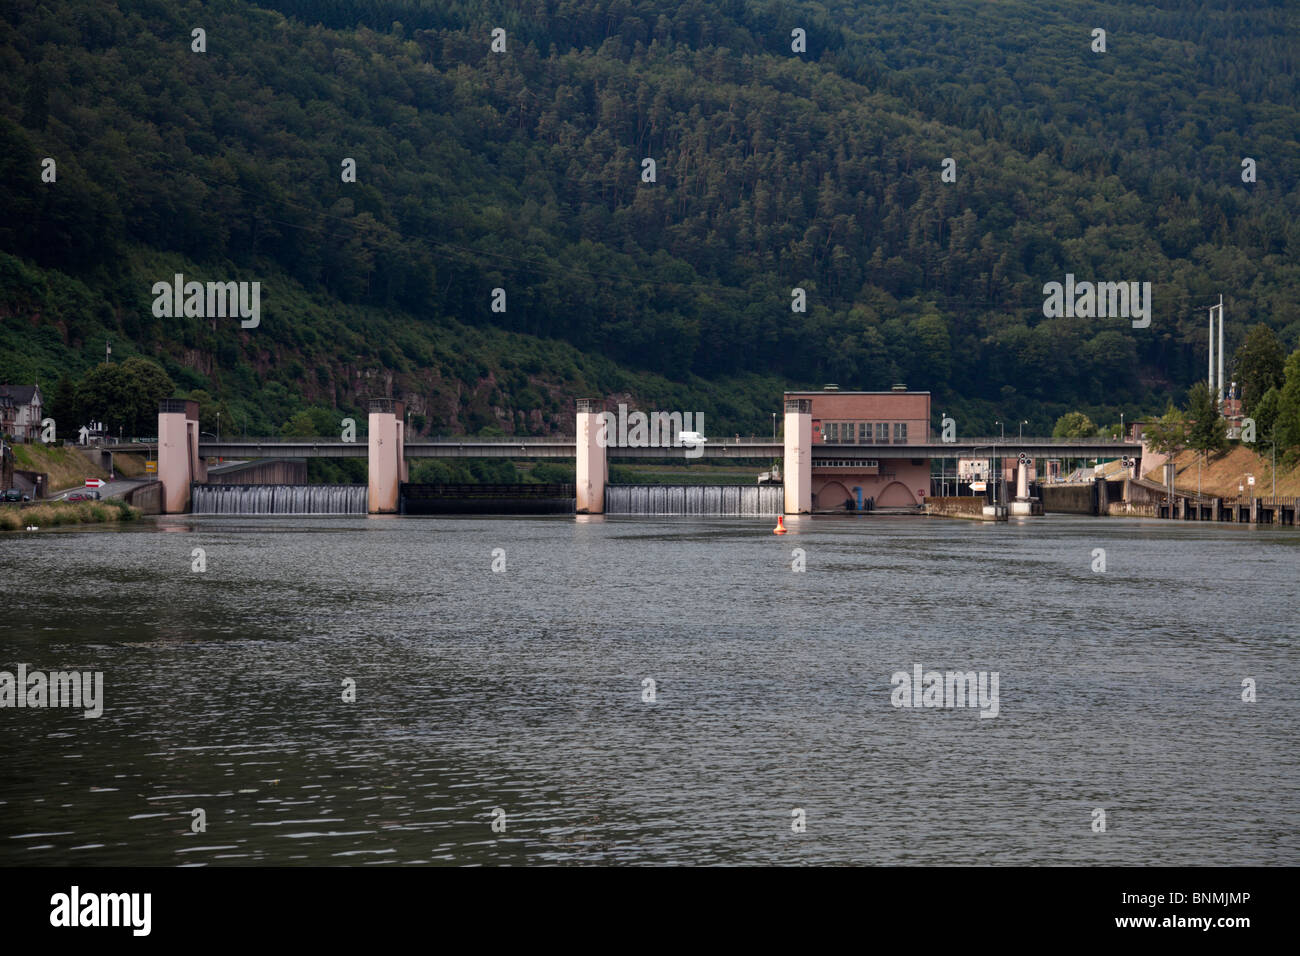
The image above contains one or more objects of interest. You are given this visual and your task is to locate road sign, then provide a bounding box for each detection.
[144,461,157,474]
[1248,476,1255,486]
[85,478,105,488]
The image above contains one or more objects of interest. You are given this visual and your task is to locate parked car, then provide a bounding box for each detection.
[66,491,100,502]
[3,488,31,502]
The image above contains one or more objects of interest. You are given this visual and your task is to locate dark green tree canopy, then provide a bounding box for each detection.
[75,358,174,437]
[1234,324,1286,414]
[1052,412,1096,439]
[1,0,1298,439]
[1184,381,1227,457]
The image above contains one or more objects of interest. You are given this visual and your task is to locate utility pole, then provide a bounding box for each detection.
[1209,297,1225,407]
[1211,295,1222,408]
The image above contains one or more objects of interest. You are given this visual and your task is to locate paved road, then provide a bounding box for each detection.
[48,477,151,501]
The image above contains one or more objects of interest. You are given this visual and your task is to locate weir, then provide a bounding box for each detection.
[401,483,574,515]
[190,483,367,515]
[604,484,784,516]
[158,398,1146,517]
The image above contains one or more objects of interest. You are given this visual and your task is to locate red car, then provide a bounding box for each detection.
[66,491,101,502]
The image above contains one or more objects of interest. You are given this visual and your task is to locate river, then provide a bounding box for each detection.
[2,514,1297,865]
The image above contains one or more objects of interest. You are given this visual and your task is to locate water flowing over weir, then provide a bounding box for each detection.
[191,484,368,515]
[605,484,783,516]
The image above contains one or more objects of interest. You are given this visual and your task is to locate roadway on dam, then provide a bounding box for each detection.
[105,436,1142,461]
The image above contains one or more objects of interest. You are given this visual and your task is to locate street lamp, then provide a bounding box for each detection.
[977,444,1003,512]
[1019,420,1027,441]
[1271,423,1277,502]
[216,410,221,442]
[995,420,1004,441]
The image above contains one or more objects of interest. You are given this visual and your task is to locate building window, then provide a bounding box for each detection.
[859,422,870,442]
[894,422,908,444]
[826,422,838,442]
[875,422,888,442]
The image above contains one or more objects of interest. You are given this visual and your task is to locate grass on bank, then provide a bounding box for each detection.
[8,443,110,489]
[1156,446,1300,498]
[0,498,139,531]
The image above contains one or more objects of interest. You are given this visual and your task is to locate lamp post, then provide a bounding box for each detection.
[973,444,1001,510]
[1019,420,1027,441]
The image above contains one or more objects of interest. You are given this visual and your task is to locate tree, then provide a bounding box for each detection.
[1233,323,1285,414]
[47,374,80,432]
[1143,403,1188,456]
[188,389,234,436]
[1253,386,1280,453]
[75,358,173,437]
[1274,349,1300,463]
[1052,412,1096,438]
[280,411,317,437]
[1185,381,1227,457]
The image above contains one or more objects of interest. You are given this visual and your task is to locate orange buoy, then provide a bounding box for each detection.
[773,515,787,534]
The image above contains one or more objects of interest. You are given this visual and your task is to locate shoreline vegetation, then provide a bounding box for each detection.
[0,498,140,531]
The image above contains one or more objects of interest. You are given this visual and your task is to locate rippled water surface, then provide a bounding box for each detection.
[2,514,1297,865]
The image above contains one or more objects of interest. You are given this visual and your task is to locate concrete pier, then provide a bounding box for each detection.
[158,398,206,514]
[1011,461,1037,516]
[367,398,405,514]
[783,399,812,514]
[575,398,606,514]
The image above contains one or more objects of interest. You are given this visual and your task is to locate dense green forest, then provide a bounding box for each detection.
[1,0,1297,438]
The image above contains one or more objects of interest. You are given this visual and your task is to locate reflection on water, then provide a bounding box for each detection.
[1,514,1298,865]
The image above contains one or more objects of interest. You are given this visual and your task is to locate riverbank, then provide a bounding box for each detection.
[7,443,109,489]
[1153,445,1300,497]
[0,498,140,530]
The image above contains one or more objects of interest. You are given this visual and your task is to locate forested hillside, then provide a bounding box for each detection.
[1,0,1297,436]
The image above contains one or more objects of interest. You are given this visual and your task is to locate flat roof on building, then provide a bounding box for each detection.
[783,390,931,396]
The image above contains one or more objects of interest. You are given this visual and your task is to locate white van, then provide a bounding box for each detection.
[679,431,707,446]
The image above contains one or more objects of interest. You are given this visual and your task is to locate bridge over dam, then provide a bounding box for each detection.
[140,397,1145,515]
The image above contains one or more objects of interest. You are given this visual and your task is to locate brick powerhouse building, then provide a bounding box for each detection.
[786,387,931,510]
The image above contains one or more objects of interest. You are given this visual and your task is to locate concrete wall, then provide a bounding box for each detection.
[122,481,162,514]
[813,458,931,509]
[10,469,46,498]
[208,459,308,484]
[925,496,986,518]
[1041,483,1097,515]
